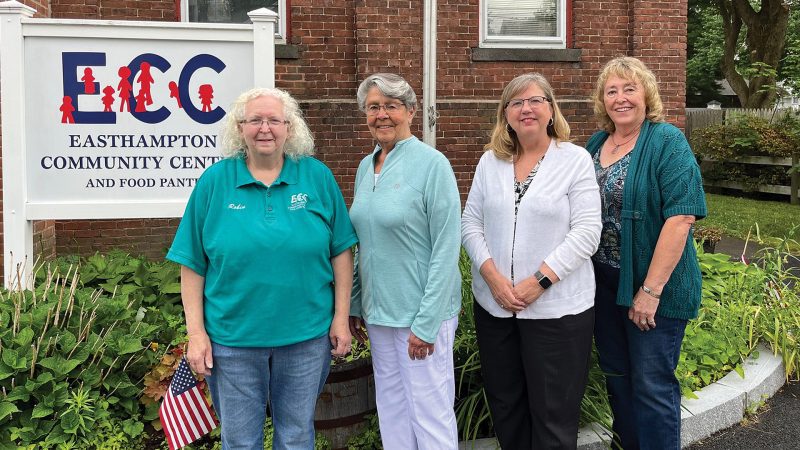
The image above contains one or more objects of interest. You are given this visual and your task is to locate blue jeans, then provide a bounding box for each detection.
[206,335,331,450]
[593,261,687,450]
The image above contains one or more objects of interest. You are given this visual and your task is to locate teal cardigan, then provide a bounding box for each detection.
[586,121,707,320]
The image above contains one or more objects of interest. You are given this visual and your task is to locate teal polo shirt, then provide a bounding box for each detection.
[167,156,357,347]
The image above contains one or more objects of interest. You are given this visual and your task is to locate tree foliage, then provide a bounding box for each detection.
[688,0,799,107]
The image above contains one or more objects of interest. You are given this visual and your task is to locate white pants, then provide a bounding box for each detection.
[367,315,459,450]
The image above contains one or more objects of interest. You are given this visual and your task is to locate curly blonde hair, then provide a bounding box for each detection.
[592,57,664,133]
[485,73,570,161]
[219,87,314,160]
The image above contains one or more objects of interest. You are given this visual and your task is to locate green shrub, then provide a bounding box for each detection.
[0,260,166,447]
[690,112,800,191]
[44,250,185,348]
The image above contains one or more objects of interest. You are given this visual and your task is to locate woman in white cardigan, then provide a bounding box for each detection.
[462,73,601,450]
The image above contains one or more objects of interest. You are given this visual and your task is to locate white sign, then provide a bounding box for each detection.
[25,38,251,215]
[0,0,278,286]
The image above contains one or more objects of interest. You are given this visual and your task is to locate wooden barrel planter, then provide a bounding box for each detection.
[314,356,376,449]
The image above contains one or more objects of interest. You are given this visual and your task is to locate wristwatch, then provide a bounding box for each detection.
[534,270,552,289]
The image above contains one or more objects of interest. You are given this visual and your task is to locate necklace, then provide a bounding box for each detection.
[610,124,642,154]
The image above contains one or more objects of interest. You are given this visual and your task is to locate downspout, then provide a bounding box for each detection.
[422,0,437,147]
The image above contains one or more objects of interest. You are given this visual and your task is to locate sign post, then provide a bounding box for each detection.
[0,1,36,288]
[0,1,277,287]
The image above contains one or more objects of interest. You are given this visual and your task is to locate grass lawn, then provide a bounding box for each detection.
[702,193,800,244]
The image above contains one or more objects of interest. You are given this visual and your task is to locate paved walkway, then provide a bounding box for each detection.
[687,380,800,449]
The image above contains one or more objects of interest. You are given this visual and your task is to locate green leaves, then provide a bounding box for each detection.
[37,356,83,377]
[30,404,53,420]
[2,350,28,371]
[1,252,181,448]
[13,329,35,349]
[121,419,143,438]
[0,402,20,421]
[107,334,143,355]
[59,410,80,434]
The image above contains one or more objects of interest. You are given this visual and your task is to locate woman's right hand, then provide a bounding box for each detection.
[480,261,526,312]
[187,332,213,376]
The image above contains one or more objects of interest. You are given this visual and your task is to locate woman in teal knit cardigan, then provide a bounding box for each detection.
[586,57,707,450]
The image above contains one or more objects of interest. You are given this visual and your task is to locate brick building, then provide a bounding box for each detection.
[1,0,687,269]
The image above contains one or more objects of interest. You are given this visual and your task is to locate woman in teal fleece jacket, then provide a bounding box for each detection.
[348,73,462,450]
[587,57,707,450]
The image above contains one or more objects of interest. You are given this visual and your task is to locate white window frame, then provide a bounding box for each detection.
[181,0,286,42]
[479,0,566,49]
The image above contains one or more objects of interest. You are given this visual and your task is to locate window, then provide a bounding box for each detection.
[182,0,286,40]
[480,0,566,48]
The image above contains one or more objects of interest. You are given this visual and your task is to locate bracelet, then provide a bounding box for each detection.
[641,285,661,299]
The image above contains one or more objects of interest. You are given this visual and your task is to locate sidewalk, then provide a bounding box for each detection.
[686,380,800,450]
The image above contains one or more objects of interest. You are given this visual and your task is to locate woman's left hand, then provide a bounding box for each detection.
[512,277,545,305]
[407,332,435,360]
[330,313,353,357]
[628,288,659,331]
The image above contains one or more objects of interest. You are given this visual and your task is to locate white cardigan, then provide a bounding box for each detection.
[461,139,602,319]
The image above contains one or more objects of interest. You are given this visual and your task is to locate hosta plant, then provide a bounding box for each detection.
[0,261,165,448]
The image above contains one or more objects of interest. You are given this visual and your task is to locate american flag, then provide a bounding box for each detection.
[159,357,218,450]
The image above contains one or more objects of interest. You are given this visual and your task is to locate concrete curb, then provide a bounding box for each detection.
[458,344,786,450]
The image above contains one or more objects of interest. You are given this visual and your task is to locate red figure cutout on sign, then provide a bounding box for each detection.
[60,96,75,124]
[135,90,148,112]
[117,66,132,112]
[81,67,96,94]
[102,86,115,112]
[136,61,155,106]
[168,81,182,109]
[199,84,214,112]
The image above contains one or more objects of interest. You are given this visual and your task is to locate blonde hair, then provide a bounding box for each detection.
[485,73,570,161]
[219,87,314,160]
[592,56,664,133]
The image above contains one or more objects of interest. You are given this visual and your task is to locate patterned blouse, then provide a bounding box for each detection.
[510,156,544,281]
[592,150,631,268]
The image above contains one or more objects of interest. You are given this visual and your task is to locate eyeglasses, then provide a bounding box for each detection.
[239,118,288,128]
[505,96,551,110]
[365,103,405,116]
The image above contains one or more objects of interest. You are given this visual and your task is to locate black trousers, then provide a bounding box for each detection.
[474,299,595,450]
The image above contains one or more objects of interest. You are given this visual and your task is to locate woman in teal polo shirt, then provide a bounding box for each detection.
[167,87,358,450]
[586,57,707,450]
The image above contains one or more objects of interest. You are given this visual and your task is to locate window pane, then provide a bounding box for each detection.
[188,0,278,24]
[487,0,558,38]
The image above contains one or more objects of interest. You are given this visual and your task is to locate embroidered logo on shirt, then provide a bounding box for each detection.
[289,193,308,210]
[228,203,246,210]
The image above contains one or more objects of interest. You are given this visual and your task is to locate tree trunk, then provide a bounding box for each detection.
[716,0,790,108]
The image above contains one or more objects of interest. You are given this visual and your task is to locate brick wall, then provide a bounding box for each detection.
[1,0,688,267]
[33,220,56,261]
[55,218,181,260]
[51,0,177,20]
[21,0,50,17]
[631,0,687,128]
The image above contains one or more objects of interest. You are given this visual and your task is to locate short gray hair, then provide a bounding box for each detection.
[219,87,314,160]
[356,73,417,112]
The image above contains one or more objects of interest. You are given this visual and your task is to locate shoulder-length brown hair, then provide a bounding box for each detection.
[485,73,570,161]
[592,56,664,133]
